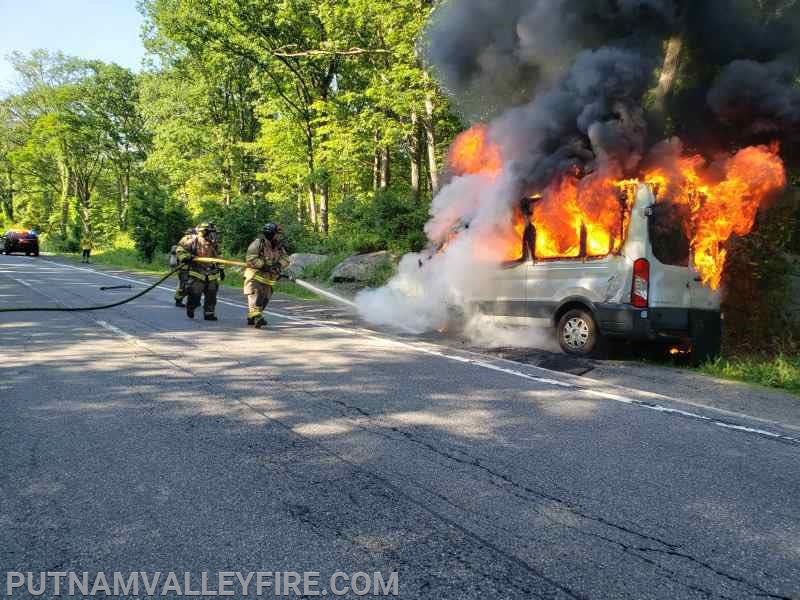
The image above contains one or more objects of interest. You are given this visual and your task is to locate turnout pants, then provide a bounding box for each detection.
[244,278,274,322]
[174,269,190,302]
[187,275,219,317]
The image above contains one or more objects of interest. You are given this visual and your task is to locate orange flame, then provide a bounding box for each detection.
[448,124,502,178]
[443,122,786,290]
[644,144,786,289]
[528,171,634,260]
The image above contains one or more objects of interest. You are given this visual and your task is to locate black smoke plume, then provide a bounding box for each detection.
[424,0,800,177]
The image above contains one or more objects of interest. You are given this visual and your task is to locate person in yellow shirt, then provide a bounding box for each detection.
[80,235,93,263]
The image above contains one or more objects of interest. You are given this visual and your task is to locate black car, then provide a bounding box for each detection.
[0,230,40,256]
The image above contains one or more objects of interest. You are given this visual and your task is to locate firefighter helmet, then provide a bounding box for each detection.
[262,223,279,239]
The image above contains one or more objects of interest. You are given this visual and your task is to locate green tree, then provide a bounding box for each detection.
[140,0,441,236]
[89,63,150,230]
[131,178,191,261]
[0,102,22,223]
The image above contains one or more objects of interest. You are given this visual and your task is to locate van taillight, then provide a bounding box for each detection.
[631,258,650,308]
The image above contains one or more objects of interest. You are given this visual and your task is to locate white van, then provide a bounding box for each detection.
[474,184,722,360]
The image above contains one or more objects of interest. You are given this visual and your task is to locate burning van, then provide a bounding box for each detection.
[471,182,722,360]
[356,2,794,357]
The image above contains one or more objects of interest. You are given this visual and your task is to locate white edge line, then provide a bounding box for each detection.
[32,258,800,444]
[95,319,137,343]
[7,276,34,289]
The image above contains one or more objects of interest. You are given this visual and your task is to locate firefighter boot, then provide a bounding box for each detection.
[175,298,185,307]
[186,307,195,319]
[204,313,218,321]
[247,308,260,327]
[253,316,267,329]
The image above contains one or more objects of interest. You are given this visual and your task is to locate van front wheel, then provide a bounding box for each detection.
[558,309,600,356]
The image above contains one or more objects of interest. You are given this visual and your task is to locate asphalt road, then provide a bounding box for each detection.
[1,254,799,599]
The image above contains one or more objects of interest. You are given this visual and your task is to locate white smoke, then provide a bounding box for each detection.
[462,313,559,350]
[356,171,520,334]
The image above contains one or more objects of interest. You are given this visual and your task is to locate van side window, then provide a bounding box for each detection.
[648,203,690,267]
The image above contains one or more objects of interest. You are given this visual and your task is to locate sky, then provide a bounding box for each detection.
[0,0,146,94]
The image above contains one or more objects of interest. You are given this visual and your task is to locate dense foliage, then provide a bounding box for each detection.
[0,0,456,257]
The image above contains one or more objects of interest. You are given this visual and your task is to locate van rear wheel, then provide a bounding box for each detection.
[557,309,600,356]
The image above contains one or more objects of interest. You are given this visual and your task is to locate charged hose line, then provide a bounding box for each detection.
[1,257,356,313]
[192,257,247,268]
[193,257,356,308]
[0,267,181,313]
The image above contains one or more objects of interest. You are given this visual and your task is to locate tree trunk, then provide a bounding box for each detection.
[423,94,439,193]
[307,184,318,229]
[58,160,70,239]
[652,34,684,114]
[373,131,381,192]
[222,163,232,207]
[75,176,91,236]
[379,147,390,190]
[410,110,421,201]
[305,125,318,229]
[1,165,13,221]
[319,181,329,235]
[117,170,130,231]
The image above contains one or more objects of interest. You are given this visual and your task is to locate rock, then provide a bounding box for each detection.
[331,251,391,282]
[288,253,327,276]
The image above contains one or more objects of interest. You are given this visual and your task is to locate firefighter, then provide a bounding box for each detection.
[175,223,223,321]
[243,223,290,328]
[80,234,93,263]
[171,228,195,307]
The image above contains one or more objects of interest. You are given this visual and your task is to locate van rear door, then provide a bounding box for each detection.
[646,202,692,309]
[645,202,721,311]
[688,259,721,310]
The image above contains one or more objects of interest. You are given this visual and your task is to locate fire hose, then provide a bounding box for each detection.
[0,258,356,313]
[0,267,181,313]
[191,257,357,308]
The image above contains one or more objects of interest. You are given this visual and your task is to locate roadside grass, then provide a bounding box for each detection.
[54,247,318,300]
[699,354,800,396]
[68,247,169,275]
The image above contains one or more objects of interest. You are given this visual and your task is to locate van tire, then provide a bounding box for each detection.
[557,308,601,357]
